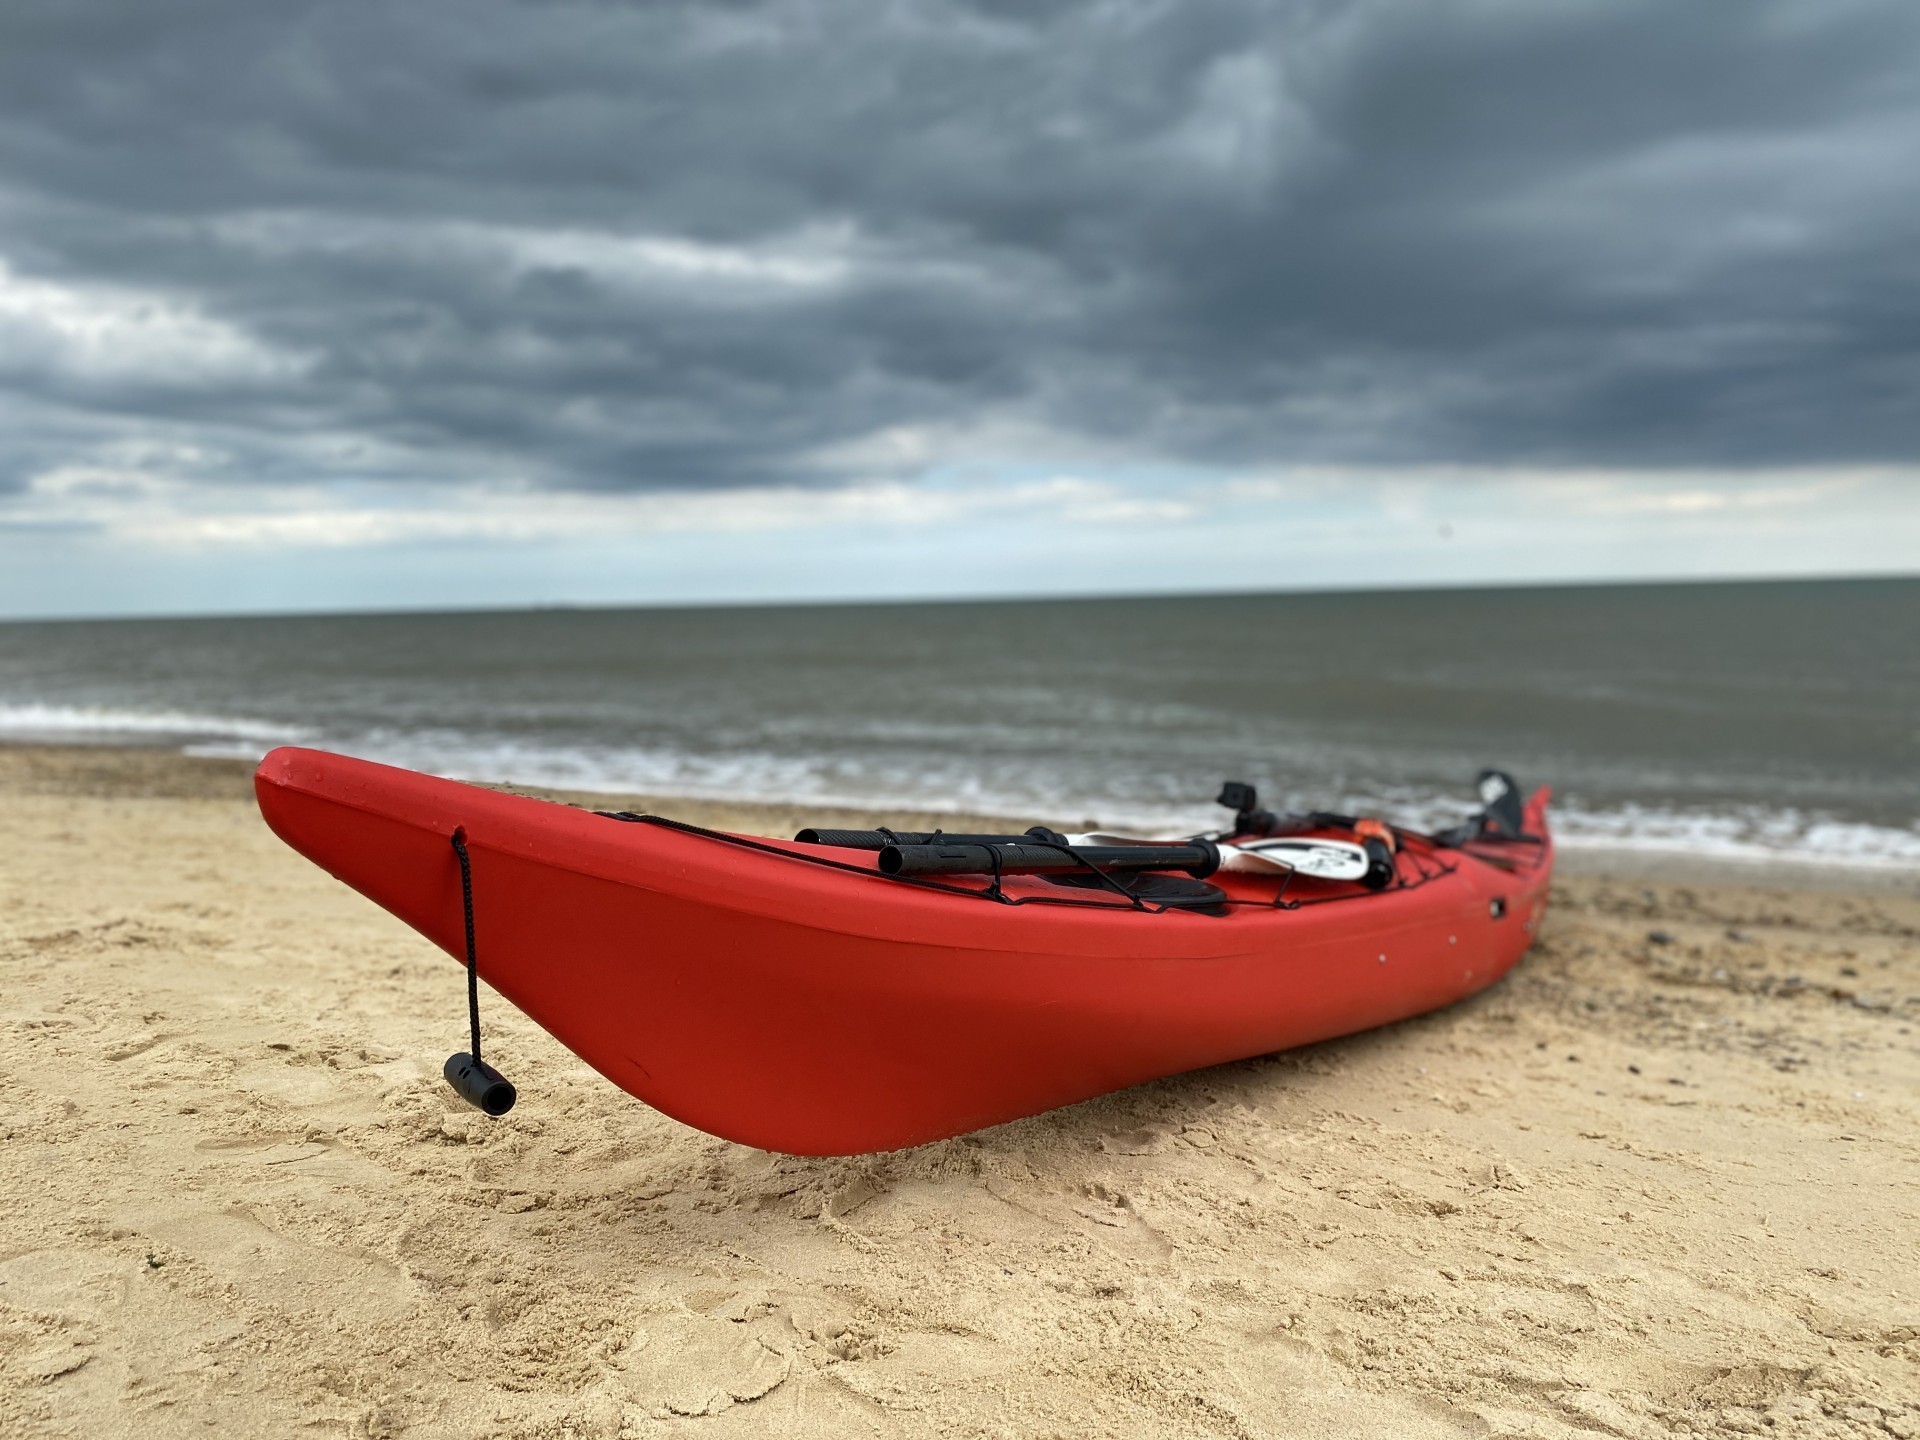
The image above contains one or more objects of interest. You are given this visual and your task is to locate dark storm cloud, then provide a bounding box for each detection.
[1,0,1916,495]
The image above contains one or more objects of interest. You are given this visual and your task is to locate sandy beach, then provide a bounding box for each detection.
[1,744,1915,1439]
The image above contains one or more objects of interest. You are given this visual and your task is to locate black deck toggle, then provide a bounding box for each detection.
[446,829,516,1117]
[444,1052,517,1116]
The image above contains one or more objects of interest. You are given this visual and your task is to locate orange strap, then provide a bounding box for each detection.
[1353,817,1397,853]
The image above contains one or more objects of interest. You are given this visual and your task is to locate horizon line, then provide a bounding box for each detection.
[2,567,1916,627]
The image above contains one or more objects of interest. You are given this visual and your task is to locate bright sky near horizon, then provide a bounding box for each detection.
[2,470,1916,619]
[2,2,1917,618]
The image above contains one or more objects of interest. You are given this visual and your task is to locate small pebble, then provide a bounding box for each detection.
[1627,1064,1641,1075]
[1647,930,1675,945]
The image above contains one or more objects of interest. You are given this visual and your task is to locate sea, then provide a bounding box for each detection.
[1,578,1915,870]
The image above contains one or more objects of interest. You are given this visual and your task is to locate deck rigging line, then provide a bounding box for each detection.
[595,810,1466,913]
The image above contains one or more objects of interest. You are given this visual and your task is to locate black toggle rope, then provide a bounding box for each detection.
[453,830,481,1063]
[443,829,517,1116]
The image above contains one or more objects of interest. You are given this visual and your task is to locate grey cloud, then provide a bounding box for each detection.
[0,0,1916,498]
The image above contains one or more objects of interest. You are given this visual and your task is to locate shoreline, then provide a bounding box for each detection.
[6,739,1912,897]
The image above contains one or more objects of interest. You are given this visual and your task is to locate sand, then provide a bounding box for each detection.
[1,744,1915,1439]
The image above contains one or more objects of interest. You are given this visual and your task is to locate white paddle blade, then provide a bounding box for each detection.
[1068,832,1374,883]
[1219,837,1373,881]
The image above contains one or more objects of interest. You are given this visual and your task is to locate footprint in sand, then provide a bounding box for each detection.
[233,1059,340,1108]
[618,1311,791,1417]
[1097,1126,1172,1156]
[139,1209,411,1319]
[0,1250,119,1391]
[1073,1181,1174,1261]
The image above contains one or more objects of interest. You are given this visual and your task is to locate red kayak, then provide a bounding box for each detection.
[254,747,1553,1155]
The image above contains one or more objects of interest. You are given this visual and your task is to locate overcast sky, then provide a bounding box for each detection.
[1,0,1916,617]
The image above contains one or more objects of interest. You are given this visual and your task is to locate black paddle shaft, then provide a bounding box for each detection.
[796,828,1041,849]
[880,839,1221,879]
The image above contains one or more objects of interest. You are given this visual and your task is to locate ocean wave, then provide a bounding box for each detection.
[5,701,1913,872]
[267,732,1920,875]
[1549,803,1920,871]
[0,700,305,746]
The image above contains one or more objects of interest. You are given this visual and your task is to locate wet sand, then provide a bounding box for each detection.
[1,744,1915,1438]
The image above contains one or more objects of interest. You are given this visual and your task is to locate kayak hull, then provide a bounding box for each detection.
[254,747,1552,1154]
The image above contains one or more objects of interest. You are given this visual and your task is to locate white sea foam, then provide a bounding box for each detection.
[4,697,1914,874]
[1548,803,1920,870]
[0,700,306,745]
[292,732,1920,875]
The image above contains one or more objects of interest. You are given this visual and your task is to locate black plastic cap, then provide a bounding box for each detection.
[1217,781,1258,813]
[1360,837,1397,891]
[444,1052,516,1116]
